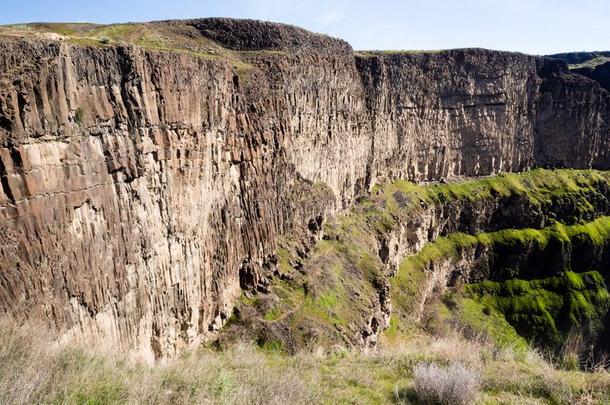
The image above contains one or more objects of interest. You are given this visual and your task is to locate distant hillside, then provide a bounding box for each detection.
[547,51,610,68]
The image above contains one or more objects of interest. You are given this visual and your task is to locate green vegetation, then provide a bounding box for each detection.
[468,271,610,351]
[389,216,610,355]
[2,166,610,402]
[0,21,255,73]
[268,237,384,348]
[231,169,610,356]
[355,49,444,57]
[3,320,610,405]
[568,56,610,70]
[380,168,609,221]
[74,107,84,125]
[456,296,530,355]
[396,216,610,281]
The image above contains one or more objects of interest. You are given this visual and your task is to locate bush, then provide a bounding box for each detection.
[74,107,84,125]
[413,362,479,405]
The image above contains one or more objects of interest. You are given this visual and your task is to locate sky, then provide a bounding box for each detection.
[1,0,609,55]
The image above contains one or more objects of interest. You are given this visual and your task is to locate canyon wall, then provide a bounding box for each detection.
[0,18,608,359]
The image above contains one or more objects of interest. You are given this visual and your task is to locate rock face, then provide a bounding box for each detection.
[357,50,540,181]
[573,61,610,92]
[0,18,609,360]
[535,59,610,168]
[546,51,610,66]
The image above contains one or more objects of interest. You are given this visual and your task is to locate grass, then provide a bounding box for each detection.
[2,319,609,405]
[569,56,610,70]
[355,50,445,57]
[228,169,610,354]
[0,21,256,73]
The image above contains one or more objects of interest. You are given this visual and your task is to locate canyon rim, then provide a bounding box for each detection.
[1,17,610,372]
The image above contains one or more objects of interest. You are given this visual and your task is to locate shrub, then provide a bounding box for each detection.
[74,107,84,125]
[413,362,479,405]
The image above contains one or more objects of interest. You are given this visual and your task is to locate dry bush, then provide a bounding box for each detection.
[0,319,58,404]
[413,362,479,405]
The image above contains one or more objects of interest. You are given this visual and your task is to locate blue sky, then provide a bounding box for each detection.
[1,0,609,54]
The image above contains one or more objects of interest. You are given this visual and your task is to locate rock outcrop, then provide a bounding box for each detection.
[0,18,608,360]
[572,61,610,92]
[535,58,610,168]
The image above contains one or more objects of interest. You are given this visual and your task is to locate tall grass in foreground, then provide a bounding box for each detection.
[1,319,610,404]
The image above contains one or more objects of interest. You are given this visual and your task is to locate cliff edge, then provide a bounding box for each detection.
[0,18,609,360]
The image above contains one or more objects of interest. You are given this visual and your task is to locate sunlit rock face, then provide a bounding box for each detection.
[0,18,608,360]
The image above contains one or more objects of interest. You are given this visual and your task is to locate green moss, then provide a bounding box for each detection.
[237,292,259,308]
[457,297,530,355]
[317,292,339,310]
[395,216,610,279]
[379,169,610,224]
[382,314,400,340]
[390,213,610,353]
[228,169,610,353]
[390,256,427,323]
[467,271,610,351]
[298,260,353,328]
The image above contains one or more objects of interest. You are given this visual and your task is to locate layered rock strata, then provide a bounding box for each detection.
[0,18,609,359]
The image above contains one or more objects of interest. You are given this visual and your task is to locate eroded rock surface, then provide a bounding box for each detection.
[0,18,608,359]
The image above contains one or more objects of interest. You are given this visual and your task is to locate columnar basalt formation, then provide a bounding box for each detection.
[535,59,610,168]
[356,50,540,181]
[0,18,608,359]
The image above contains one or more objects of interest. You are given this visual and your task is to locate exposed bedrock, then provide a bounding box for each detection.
[535,59,610,168]
[573,61,610,93]
[0,18,609,359]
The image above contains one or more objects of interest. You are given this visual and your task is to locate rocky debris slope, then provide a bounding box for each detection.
[0,19,609,359]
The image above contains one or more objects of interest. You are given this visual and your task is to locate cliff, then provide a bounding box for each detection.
[572,61,610,93]
[0,18,609,360]
[547,51,610,66]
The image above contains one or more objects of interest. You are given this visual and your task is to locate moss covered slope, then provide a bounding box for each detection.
[223,169,610,359]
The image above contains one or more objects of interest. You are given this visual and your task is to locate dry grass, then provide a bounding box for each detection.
[1,319,610,404]
[412,362,479,405]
